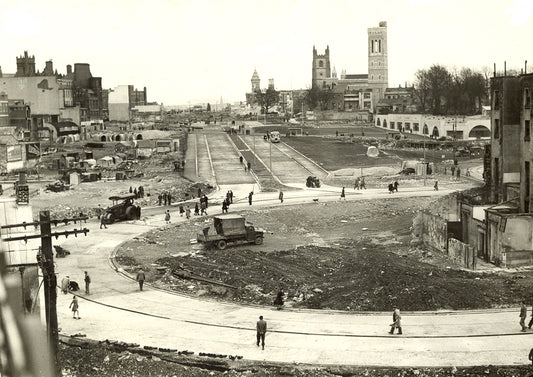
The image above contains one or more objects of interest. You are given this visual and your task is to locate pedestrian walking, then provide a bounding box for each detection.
[229,190,233,204]
[451,165,456,179]
[84,271,91,295]
[528,304,533,329]
[96,204,103,219]
[61,276,70,294]
[239,156,243,164]
[194,202,199,216]
[165,210,171,224]
[248,191,253,205]
[158,194,162,206]
[279,190,284,203]
[136,268,146,291]
[434,180,439,191]
[133,187,138,198]
[247,162,251,171]
[354,177,360,190]
[200,200,207,215]
[129,186,133,193]
[100,214,107,229]
[340,187,346,200]
[179,204,184,217]
[389,307,402,334]
[520,301,528,332]
[256,315,267,350]
[226,191,231,205]
[393,181,399,192]
[456,167,461,180]
[203,195,208,208]
[359,176,366,189]
[185,205,191,219]
[69,296,80,319]
[388,183,394,194]
[222,200,228,213]
[274,289,284,310]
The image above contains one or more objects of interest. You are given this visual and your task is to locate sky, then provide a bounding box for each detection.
[1,0,532,106]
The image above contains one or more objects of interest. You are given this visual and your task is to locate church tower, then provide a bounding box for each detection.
[251,69,260,92]
[368,22,388,107]
[312,45,331,88]
[15,51,36,77]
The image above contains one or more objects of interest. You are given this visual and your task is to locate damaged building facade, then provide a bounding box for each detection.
[418,69,533,268]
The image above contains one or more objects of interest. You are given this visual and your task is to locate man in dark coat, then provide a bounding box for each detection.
[256,316,267,350]
[136,269,146,291]
[520,301,527,332]
[248,192,253,205]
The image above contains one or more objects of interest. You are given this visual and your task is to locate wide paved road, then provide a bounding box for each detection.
[185,130,328,187]
[54,187,533,367]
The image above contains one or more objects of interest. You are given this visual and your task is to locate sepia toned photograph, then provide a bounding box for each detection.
[1,0,533,376]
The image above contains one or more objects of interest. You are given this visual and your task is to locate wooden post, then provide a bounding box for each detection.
[40,211,60,376]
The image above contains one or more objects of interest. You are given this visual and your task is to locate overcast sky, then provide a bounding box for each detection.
[1,0,532,106]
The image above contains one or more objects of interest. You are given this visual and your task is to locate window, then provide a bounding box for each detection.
[390,121,395,129]
[493,90,500,110]
[494,119,499,139]
[525,88,531,108]
[526,120,531,141]
[525,161,531,212]
[319,60,324,68]
[378,40,382,53]
[413,123,420,132]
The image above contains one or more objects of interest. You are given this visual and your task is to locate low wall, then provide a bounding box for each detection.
[314,111,371,121]
[413,212,447,252]
[448,238,476,269]
[501,249,533,267]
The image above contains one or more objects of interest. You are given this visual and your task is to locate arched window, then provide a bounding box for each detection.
[423,124,429,135]
[432,127,440,138]
[383,119,387,128]
[377,118,381,126]
[319,60,324,68]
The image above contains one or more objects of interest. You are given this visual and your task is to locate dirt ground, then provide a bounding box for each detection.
[59,338,533,377]
[115,194,532,312]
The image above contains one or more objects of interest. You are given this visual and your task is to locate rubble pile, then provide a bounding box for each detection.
[59,337,533,377]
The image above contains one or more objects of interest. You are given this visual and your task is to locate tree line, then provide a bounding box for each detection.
[250,64,489,117]
[414,65,488,115]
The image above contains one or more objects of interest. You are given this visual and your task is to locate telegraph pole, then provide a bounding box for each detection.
[2,212,89,377]
[40,210,58,376]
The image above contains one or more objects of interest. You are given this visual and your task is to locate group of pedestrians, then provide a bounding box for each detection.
[158,192,173,206]
[129,186,145,199]
[447,165,461,181]
[353,176,366,190]
[222,190,233,213]
[62,271,91,320]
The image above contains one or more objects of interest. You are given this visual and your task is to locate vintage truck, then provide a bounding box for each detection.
[196,214,264,250]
